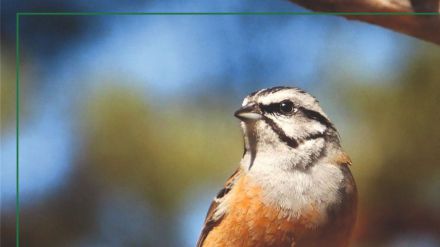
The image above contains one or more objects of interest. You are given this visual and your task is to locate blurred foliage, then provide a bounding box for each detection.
[1,46,16,130]
[360,47,440,206]
[78,84,242,210]
[1,44,44,134]
[346,44,440,245]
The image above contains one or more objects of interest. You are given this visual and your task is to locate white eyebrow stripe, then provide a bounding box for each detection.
[258,90,297,105]
[258,89,319,110]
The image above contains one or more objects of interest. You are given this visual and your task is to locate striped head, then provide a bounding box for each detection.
[235,86,341,170]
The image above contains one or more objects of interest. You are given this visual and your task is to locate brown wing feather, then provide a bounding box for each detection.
[196,168,241,247]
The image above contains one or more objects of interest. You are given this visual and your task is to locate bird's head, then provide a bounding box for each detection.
[235,86,340,169]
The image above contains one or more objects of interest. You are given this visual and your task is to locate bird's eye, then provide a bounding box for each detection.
[279,100,295,114]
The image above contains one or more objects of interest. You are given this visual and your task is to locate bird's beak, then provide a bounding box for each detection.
[234,104,263,121]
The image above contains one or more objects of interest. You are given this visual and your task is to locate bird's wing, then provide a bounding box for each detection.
[196,168,242,247]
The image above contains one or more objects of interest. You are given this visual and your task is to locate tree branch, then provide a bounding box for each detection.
[289,0,440,45]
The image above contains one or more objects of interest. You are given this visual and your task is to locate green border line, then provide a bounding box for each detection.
[14,9,439,247]
[17,11,440,16]
[15,12,20,247]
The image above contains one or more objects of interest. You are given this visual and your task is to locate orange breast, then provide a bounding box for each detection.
[203,176,329,247]
[203,173,356,247]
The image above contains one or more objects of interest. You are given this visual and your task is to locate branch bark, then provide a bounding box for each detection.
[289,0,440,45]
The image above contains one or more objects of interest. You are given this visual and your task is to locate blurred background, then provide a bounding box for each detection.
[1,0,440,246]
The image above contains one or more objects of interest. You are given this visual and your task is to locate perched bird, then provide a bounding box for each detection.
[197,86,357,247]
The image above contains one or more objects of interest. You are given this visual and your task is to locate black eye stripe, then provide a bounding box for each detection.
[259,103,279,114]
[259,102,296,114]
[260,103,335,130]
[298,107,335,130]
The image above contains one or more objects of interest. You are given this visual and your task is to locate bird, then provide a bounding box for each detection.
[197,86,357,247]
